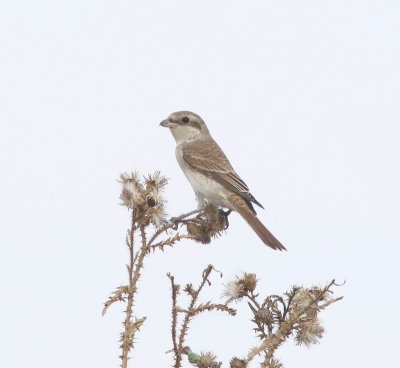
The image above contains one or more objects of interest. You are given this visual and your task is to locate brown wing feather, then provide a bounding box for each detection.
[182,139,248,191]
[182,138,263,209]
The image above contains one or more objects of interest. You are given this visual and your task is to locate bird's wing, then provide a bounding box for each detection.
[182,139,263,209]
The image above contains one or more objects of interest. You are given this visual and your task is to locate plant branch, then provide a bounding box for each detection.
[245,280,341,365]
[120,210,136,368]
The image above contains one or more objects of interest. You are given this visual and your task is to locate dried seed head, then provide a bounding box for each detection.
[146,190,165,206]
[256,307,274,324]
[292,288,314,309]
[203,204,229,230]
[186,222,212,244]
[144,171,168,191]
[292,287,319,318]
[295,318,325,347]
[119,173,145,209]
[190,204,228,240]
[119,171,168,227]
[222,280,246,302]
[146,196,156,207]
[187,222,202,237]
[230,357,247,368]
[242,273,257,292]
[146,206,167,228]
[198,352,221,368]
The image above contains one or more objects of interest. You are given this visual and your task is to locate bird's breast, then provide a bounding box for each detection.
[175,145,233,209]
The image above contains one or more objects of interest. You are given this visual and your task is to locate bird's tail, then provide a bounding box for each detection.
[228,193,286,251]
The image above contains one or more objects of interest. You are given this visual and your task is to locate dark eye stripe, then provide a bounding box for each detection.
[182,116,190,124]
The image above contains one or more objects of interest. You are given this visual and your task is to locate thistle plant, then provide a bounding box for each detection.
[168,268,342,368]
[223,274,343,367]
[102,171,227,368]
[103,171,343,368]
[167,265,236,368]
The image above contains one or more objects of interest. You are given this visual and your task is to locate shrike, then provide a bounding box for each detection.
[160,111,286,251]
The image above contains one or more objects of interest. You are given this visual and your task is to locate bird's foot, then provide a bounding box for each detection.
[219,209,232,217]
[170,209,201,229]
[218,209,232,229]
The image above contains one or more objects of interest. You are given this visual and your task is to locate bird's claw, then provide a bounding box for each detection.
[169,219,179,230]
[169,209,201,229]
[219,209,232,217]
[218,209,232,229]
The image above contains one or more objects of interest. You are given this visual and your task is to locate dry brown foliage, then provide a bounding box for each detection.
[103,171,343,368]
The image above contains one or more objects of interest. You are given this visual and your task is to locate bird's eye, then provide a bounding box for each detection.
[182,116,190,124]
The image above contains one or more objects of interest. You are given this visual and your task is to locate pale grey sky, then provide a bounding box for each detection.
[1,1,399,367]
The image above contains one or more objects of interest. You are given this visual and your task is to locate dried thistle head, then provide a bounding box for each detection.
[295,318,325,347]
[230,357,247,368]
[291,288,313,309]
[119,172,145,209]
[144,171,168,191]
[203,204,228,229]
[146,205,167,228]
[186,222,212,244]
[242,273,257,293]
[144,171,168,207]
[292,288,316,316]
[291,287,322,318]
[255,307,274,325]
[197,352,221,368]
[222,273,258,303]
[119,171,168,228]
[222,280,246,303]
[186,204,228,244]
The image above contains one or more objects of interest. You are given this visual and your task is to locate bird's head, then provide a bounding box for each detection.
[160,111,210,143]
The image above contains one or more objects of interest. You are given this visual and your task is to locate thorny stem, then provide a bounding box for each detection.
[168,275,179,358]
[110,169,344,368]
[128,211,136,272]
[147,210,201,248]
[247,291,269,339]
[147,222,173,247]
[121,218,149,368]
[149,233,198,252]
[247,291,262,310]
[121,210,136,368]
[319,296,344,310]
[148,206,218,249]
[110,173,236,368]
[132,225,148,286]
[174,265,214,368]
[282,290,296,321]
[111,205,211,367]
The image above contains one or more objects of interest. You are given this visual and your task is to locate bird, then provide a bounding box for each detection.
[160,111,286,251]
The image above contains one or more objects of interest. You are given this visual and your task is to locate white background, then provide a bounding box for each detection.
[1,1,399,367]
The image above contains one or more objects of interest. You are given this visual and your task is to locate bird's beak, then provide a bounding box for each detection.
[160,119,176,128]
